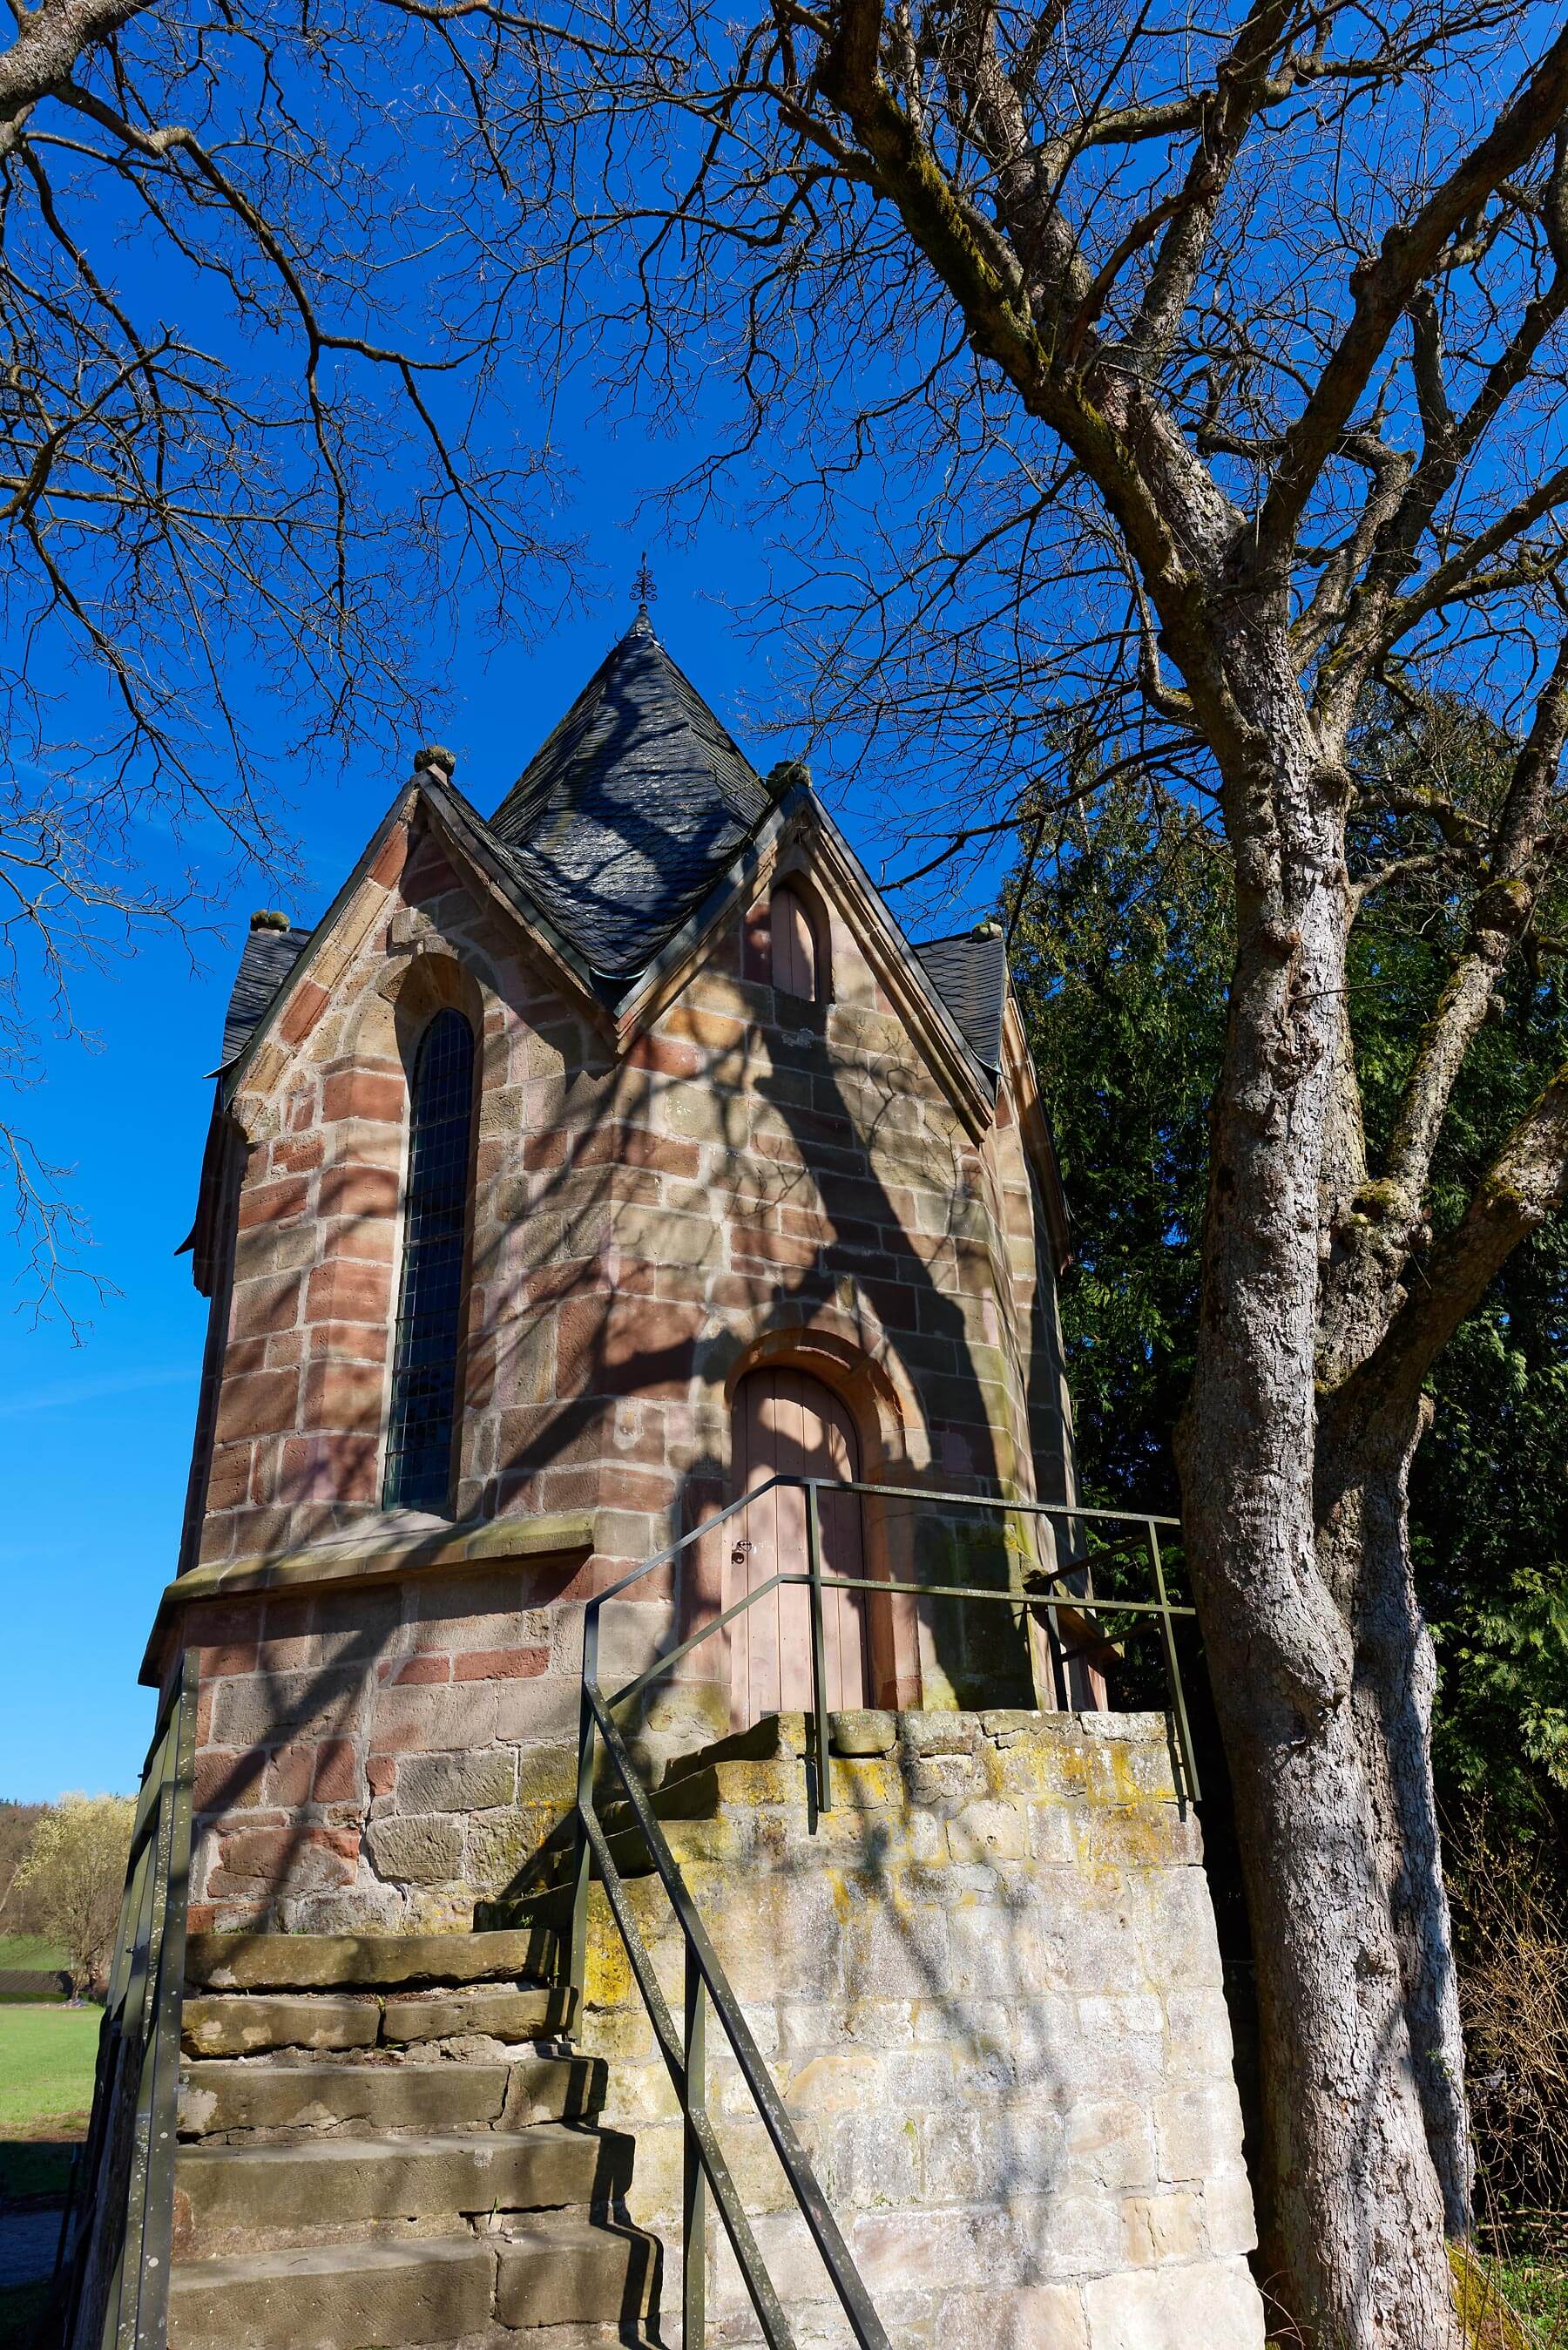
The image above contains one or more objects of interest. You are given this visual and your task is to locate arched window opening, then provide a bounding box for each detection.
[383,1008,475,1514]
[769,884,821,1003]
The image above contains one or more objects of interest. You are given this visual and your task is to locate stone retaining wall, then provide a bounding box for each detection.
[575,1709,1267,2350]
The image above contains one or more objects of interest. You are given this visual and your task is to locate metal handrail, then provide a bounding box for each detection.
[55,1648,197,2350]
[580,1688,890,2350]
[559,1474,1199,2350]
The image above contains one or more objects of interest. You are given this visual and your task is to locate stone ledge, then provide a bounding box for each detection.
[139,1511,596,1686]
[185,1927,556,1992]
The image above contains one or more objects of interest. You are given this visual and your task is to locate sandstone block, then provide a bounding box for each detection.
[177,2121,632,2243]
[211,1669,363,1749]
[946,2286,1091,2350]
[1083,2256,1265,2350]
[515,1739,580,1804]
[396,1749,517,1812]
[829,1709,896,1756]
[1153,2081,1248,2184]
[493,2213,659,2329]
[180,1994,380,2058]
[365,1813,463,1885]
[179,2058,510,2138]
[1062,2099,1159,2195]
[165,2235,492,2350]
[948,1798,1029,1862]
[491,1674,580,1742]
[371,1681,499,1754]
[1199,2168,1260,2259]
[465,1810,542,1887]
[382,1983,573,2043]
[908,1754,979,1805]
[214,1369,301,1445]
[1119,2189,1205,2266]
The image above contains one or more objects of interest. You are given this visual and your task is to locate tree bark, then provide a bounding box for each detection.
[1175,625,1456,2346]
[1318,1419,1473,2238]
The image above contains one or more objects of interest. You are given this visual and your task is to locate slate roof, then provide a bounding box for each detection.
[213,621,1009,1089]
[914,930,1009,1072]
[220,923,312,1065]
[489,610,774,979]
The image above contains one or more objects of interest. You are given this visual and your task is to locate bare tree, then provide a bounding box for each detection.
[436,3,1568,2338]
[0,0,576,1316]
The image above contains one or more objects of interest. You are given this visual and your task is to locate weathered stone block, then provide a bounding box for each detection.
[364,1813,463,1885]
[1153,2082,1248,2184]
[1083,2256,1266,2350]
[829,1709,896,1756]
[395,1749,517,1813]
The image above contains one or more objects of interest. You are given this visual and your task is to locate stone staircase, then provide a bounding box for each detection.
[171,1927,662,2350]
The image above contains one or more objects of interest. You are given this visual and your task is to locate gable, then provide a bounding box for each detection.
[490,611,773,979]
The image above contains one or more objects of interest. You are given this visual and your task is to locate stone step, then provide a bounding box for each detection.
[383,1983,576,2046]
[492,2212,660,2333]
[181,1981,575,2058]
[179,2059,508,2139]
[182,1992,381,2057]
[175,2123,636,2254]
[166,2212,660,2350]
[185,1928,550,1994]
[657,1710,806,1787]
[485,1769,727,1909]
[167,2233,493,2350]
[179,2052,606,2141]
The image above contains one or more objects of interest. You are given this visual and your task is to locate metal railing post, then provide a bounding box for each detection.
[1146,1522,1200,1808]
[683,1944,707,2350]
[570,1607,600,2005]
[804,1481,833,1814]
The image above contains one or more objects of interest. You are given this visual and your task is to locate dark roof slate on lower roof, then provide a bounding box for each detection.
[488,611,773,979]
[914,931,1009,1073]
[221,924,313,1065]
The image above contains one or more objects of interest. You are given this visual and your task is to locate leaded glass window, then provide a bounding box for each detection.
[383,1008,475,1513]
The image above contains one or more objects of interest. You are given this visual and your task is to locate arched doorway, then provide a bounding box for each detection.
[728,1366,868,1727]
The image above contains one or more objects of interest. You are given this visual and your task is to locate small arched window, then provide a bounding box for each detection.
[383,1008,475,1514]
[770,884,821,1002]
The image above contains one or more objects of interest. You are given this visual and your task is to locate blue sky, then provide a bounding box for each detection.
[0,416,1002,1805]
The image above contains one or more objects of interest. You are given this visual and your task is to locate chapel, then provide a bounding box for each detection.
[172,598,1086,1877]
[63,609,1267,2350]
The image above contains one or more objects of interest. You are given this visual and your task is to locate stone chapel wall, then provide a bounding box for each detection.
[180,803,1078,1847]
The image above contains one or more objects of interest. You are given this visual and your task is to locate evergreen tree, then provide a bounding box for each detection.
[1010,720,1568,1847]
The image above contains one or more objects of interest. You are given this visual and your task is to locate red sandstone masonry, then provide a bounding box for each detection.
[186,829,1076,1859]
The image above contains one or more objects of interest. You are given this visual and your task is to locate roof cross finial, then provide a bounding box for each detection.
[632,549,659,612]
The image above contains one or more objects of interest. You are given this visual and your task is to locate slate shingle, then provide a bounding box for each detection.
[489,610,772,978]
[221,924,312,1064]
[914,931,1009,1072]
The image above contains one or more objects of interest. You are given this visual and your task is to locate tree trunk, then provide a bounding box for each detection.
[1318,1419,1474,2238]
[1175,636,1456,2345]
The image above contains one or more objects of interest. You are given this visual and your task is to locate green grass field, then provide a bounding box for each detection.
[0,1944,69,1980]
[0,1943,68,1974]
[0,2009,98,2143]
[0,2005,99,2348]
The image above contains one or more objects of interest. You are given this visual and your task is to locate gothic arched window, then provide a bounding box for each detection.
[770,884,825,1002]
[383,1007,476,1513]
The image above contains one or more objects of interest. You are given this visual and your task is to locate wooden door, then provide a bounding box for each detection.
[728,1367,868,1726]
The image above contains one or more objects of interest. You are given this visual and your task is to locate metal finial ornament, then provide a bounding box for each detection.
[632,551,659,609]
